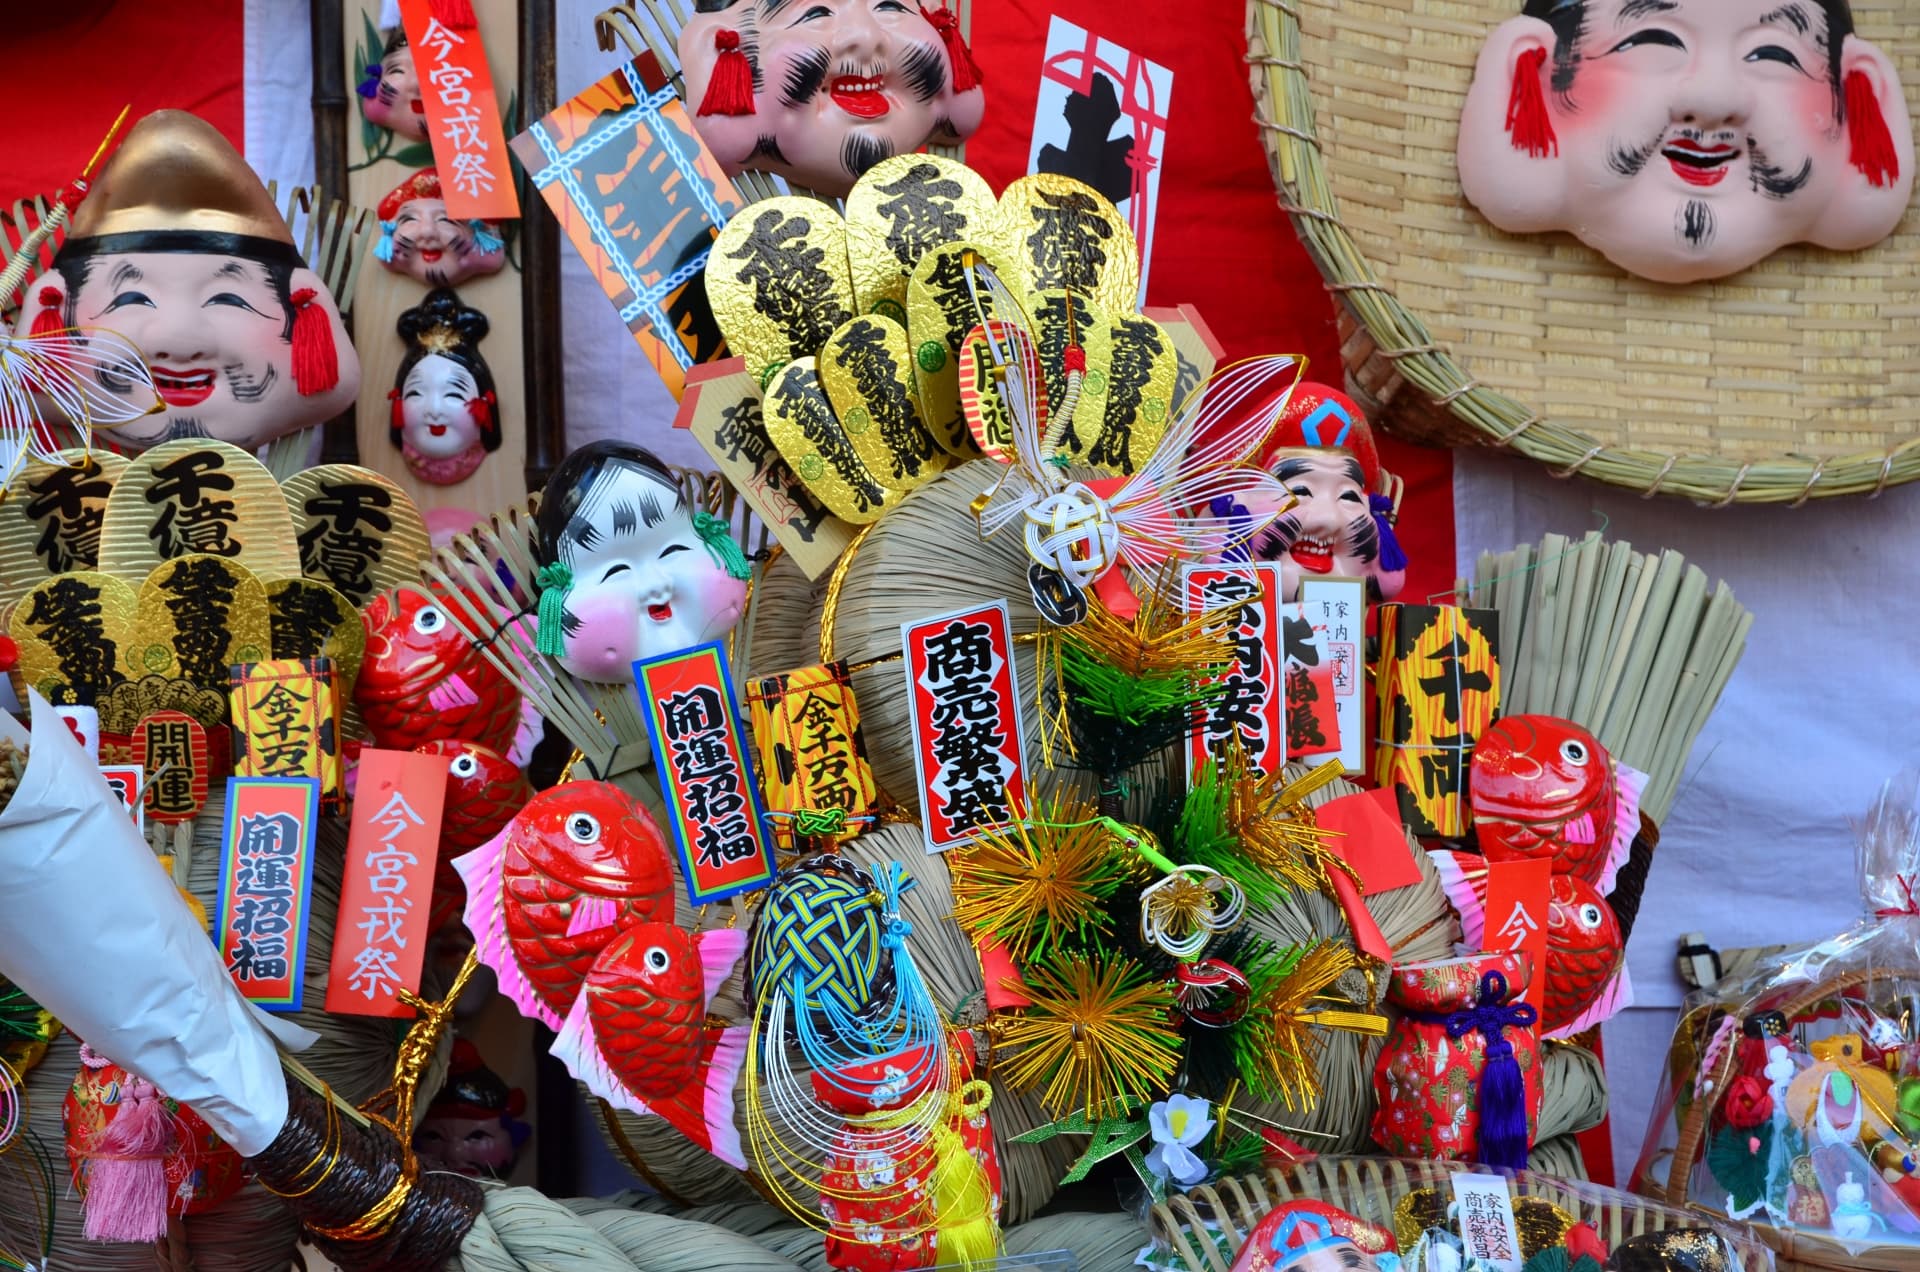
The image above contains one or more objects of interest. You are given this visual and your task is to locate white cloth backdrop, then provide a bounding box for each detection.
[1454,449,1920,1172]
[238,0,1908,1186]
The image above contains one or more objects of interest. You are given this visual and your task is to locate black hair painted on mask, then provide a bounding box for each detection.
[392,286,501,453]
[1520,0,1855,111]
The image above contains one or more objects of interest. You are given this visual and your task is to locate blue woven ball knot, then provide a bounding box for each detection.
[752,868,884,1014]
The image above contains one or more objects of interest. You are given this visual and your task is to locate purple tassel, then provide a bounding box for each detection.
[1370,493,1407,572]
[1210,494,1255,565]
[356,64,382,99]
[1476,1034,1530,1170]
[1441,969,1537,1170]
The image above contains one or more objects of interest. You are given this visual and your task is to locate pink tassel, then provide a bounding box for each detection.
[82,1076,178,1243]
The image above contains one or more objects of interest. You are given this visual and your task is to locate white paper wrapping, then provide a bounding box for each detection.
[0,692,290,1155]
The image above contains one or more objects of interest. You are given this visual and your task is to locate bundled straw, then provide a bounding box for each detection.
[1465,532,1750,823]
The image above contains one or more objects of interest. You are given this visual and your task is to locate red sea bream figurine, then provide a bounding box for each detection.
[356,586,522,754]
[455,781,676,1028]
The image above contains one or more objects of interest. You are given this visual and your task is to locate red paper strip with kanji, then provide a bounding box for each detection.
[100,764,144,832]
[324,749,449,1017]
[901,601,1029,854]
[216,777,321,1011]
[399,0,518,220]
[1483,857,1553,1012]
[135,709,209,824]
[636,640,776,905]
[1185,563,1283,781]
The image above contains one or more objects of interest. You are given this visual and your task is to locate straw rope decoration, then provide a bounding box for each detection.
[1463,531,1752,823]
[1246,0,1920,503]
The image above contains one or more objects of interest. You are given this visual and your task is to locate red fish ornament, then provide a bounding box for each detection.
[419,740,532,852]
[454,781,675,1028]
[357,586,522,754]
[1469,715,1644,889]
[1429,849,1629,1037]
[551,921,750,1168]
[418,739,532,937]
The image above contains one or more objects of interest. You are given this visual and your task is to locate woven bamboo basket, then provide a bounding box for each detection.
[1150,1155,1773,1272]
[1247,0,1920,504]
[1650,965,1920,1272]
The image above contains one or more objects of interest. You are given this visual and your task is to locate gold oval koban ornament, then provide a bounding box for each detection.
[1248,0,1920,503]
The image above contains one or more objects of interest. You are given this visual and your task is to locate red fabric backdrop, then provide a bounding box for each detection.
[3,2,246,204]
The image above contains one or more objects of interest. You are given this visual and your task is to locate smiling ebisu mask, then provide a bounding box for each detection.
[1456,0,1915,283]
[15,109,360,451]
[532,441,753,685]
[678,0,986,199]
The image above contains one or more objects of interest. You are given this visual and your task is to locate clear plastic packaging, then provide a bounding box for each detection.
[1631,770,1920,1269]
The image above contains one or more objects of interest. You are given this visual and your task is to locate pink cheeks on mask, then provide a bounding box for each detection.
[561,589,643,682]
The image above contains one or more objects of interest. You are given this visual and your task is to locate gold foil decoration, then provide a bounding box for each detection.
[266,577,366,702]
[10,571,137,706]
[709,198,856,387]
[743,662,878,844]
[844,154,1001,320]
[230,656,344,813]
[99,676,229,735]
[129,555,272,690]
[1095,311,1177,475]
[282,465,431,609]
[998,173,1139,314]
[763,359,897,525]
[906,239,1024,457]
[1029,289,1114,464]
[97,440,299,585]
[0,449,128,606]
[818,315,945,492]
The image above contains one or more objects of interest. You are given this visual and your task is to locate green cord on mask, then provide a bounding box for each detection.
[534,562,572,657]
[694,510,754,580]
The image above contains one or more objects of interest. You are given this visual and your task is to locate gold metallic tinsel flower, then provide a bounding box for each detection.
[1226,752,1365,898]
[948,796,1138,959]
[1233,940,1387,1108]
[1063,559,1239,680]
[992,953,1182,1119]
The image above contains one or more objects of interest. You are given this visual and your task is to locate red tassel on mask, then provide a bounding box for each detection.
[387,386,404,433]
[81,1074,179,1243]
[289,288,340,397]
[428,0,477,28]
[1505,46,1557,159]
[922,5,981,93]
[699,30,756,117]
[1847,69,1899,188]
[471,390,496,439]
[29,286,64,340]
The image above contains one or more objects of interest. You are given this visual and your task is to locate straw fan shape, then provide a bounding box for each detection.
[1247,0,1920,503]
